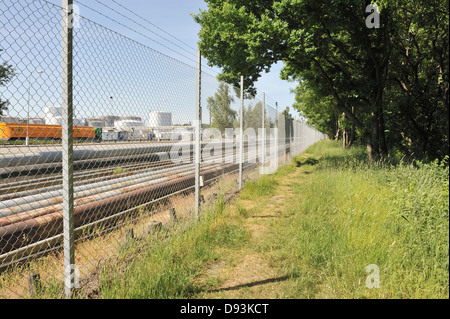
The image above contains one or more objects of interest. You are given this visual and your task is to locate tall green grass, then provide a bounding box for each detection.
[275,140,449,298]
[99,195,250,299]
[98,139,448,299]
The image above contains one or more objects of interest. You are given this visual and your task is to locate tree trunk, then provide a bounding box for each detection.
[335,118,340,141]
[342,112,348,148]
[369,103,381,161]
[377,94,388,155]
[348,106,356,147]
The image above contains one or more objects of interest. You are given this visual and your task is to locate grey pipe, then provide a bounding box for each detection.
[0,149,260,216]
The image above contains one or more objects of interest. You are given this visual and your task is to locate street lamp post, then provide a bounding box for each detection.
[26,70,44,146]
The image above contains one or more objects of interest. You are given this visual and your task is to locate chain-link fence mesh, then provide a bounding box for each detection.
[0,0,325,299]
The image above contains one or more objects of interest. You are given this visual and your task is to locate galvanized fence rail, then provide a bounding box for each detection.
[0,0,325,298]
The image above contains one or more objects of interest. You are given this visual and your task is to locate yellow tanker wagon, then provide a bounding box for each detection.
[0,122,96,141]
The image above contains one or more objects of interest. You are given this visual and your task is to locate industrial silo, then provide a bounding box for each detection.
[149,111,172,127]
[44,106,84,126]
[86,118,105,128]
[149,112,172,140]
[44,106,63,125]
[114,119,145,129]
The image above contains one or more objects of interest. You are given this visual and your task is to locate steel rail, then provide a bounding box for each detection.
[0,160,263,268]
[0,144,265,214]
[0,157,190,201]
[0,148,260,217]
[0,141,226,168]
[0,150,260,225]
[0,139,276,169]
[0,161,246,255]
[0,141,298,268]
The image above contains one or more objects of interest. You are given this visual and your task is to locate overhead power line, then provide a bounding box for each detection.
[76,0,198,67]
[105,0,221,76]
[94,0,198,59]
[110,0,197,53]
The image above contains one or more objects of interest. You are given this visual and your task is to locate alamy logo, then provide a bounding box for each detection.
[65,4,80,29]
[365,264,380,289]
[167,126,280,175]
[65,264,80,289]
[366,4,380,29]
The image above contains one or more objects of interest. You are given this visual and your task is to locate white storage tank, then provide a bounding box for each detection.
[113,120,146,141]
[120,116,142,122]
[44,106,84,126]
[0,116,21,123]
[149,111,172,127]
[46,117,62,126]
[45,117,84,126]
[45,106,63,118]
[44,106,62,125]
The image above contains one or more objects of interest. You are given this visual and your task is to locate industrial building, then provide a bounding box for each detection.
[149,111,172,140]
[27,117,45,125]
[0,116,21,124]
[0,116,45,125]
[44,106,85,126]
[86,116,143,128]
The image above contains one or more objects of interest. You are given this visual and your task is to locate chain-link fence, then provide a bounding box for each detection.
[0,0,325,299]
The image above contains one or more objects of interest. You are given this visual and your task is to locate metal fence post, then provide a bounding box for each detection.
[195,50,202,219]
[239,76,244,190]
[62,0,75,299]
[275,102,278,171]
[261,92,265,174]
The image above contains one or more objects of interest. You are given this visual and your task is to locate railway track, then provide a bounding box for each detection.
[0,147,176,183]
[0,140,282,269]
[0,156,184,198]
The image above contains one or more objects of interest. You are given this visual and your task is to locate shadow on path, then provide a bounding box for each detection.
[206,275,291,293]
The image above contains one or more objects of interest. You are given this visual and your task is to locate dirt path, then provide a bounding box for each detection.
[195,166,306,299]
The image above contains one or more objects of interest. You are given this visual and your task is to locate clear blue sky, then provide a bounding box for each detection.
[1,0,298,124]
[53,0,298,113]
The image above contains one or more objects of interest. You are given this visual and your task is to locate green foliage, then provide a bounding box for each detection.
[278,140,449,298]
[294,155,318,167]
[0,49,16,116]
[293,81,340,139]
[242,101,271,130]
[99,194,250,299]
[207,82,237,133]
[194,0,449,160]
[112,167,128,175]
[98,140,448,299]
[381,0,449,159]
[240,176,278,199]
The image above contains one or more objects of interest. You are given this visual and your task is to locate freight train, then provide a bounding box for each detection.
[1,122,189,143]
[0,122,101,141]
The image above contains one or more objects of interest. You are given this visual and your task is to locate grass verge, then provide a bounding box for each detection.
[99,182,250,299]
[98,140,449,299]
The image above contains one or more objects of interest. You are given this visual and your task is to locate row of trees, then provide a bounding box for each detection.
[206,82,275,133]
[206,82,299,142]
[194,0,449,160]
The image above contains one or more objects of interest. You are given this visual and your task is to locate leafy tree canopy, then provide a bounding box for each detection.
[0,49,16,116]
[207,82,237,133]
[195,0,449,160]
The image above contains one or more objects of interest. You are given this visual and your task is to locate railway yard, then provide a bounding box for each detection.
[0,140,273,271]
